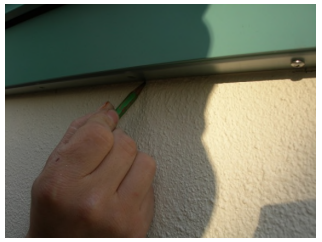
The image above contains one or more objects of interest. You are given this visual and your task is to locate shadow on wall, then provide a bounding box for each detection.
[121,78,217,238]
[121,69,316,237]
[254,199,316,238]
[118,5,215,238]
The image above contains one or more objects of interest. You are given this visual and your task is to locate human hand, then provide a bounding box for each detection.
[26,102,156,237]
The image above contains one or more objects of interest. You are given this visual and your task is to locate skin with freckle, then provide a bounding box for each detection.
[26,103,156,238]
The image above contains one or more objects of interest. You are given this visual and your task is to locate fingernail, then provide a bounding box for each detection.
[98,101,114,111]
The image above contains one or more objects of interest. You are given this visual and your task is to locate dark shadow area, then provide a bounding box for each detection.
[6,4,211,87]
[254,199,316,238]
[5,4,64,29]
[121,77,217,237]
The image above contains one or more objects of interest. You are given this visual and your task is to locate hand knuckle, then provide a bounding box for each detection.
[77,194,101,223]
[84,122,113,144]
[57,123,113,159]
[139,153,157,174]
[31,175,65,206]
[56,142,75,157]
[91,111,114,128]
[70,119,81,129]
[119,133,137,156]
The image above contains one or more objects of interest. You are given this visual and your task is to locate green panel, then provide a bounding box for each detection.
[5,4,316,88]
[203,4,316,57]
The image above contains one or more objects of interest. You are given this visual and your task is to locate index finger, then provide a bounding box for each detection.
[50,102,119,176]
[58,102,118,146]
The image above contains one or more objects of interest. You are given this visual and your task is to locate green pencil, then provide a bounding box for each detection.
[115,81,146,118]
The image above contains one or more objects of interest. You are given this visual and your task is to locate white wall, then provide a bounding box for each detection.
[5,70,316,237]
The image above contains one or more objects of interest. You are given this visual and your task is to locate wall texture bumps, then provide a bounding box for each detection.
[5,70,316,237]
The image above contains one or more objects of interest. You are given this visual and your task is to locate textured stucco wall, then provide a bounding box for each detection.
[5,70,316,237]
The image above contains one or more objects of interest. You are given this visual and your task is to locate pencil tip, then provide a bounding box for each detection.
[133,81,146,95]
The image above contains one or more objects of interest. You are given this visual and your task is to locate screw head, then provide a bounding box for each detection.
[291,59,305,68]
